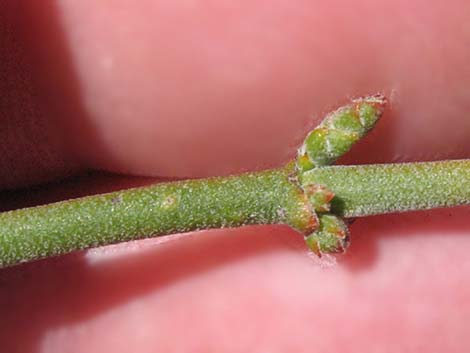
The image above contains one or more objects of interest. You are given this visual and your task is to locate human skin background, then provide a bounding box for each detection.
[1,0,470,352]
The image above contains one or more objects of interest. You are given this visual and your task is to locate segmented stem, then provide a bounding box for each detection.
[1,95,468,267]
[2,159,468,267]
[0,165,317,268]
[301,160,470,218]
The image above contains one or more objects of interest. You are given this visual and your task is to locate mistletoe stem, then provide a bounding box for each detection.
[1,95,468,268]
[301,159,470,218]
[0,164,316,268]
[0,159,468,268]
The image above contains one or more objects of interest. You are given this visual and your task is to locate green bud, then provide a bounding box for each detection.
[303,184,335,212]
[304,214,350,256]
[297,94,386,172]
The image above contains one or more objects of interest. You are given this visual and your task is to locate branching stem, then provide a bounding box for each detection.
[1,95,468,268]
[1,159,468,268]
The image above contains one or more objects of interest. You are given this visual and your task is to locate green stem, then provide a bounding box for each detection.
[1,94,469,267]
[301,159,470,217]
[0,165,316,268]
[1,159,469,268]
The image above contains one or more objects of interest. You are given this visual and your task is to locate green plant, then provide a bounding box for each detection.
[1,95,468,268]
